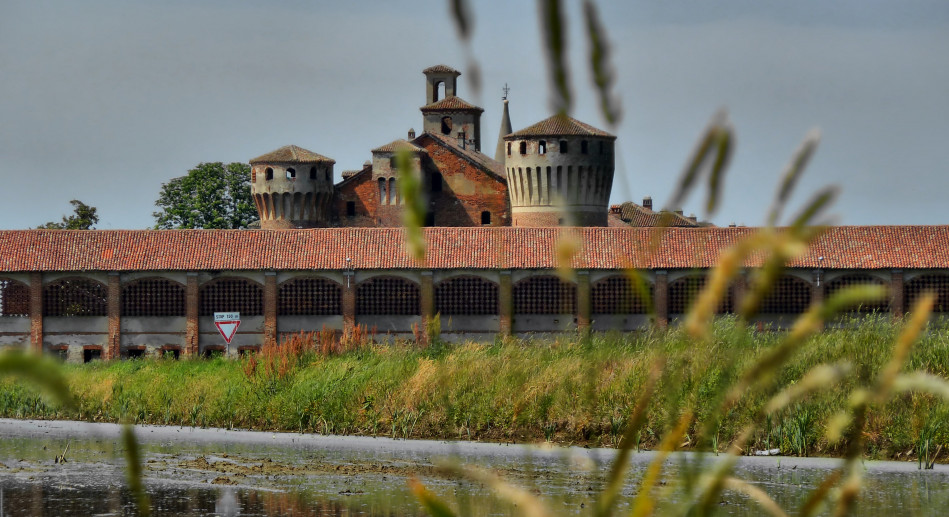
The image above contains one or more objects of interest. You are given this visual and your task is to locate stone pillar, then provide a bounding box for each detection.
[29,272,43,354]
[185,273,199,357]
[499,270,513,336]
[342,271,356,336]
[106,272,121,360]
[576,270,591,332]
[890,269,904,318]
[420,271,435,344]
[654,270,668,328]
[264,272,277,345]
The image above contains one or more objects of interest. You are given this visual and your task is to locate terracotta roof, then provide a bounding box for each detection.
[612,202,704,228]
[420,96,484,113]
[371,139,427,154]
[505,115,615,139]
[423,64,461,75]
[249,145,335,164]
[2,226,948,272]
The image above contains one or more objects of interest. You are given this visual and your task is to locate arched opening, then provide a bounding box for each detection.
[388,177,398,205]
[278,277,342,315]
[513,276,576,314]
[199,277,263,316]
[309,166,317,180]
[481,211,491,225]
[122,278,185,316]
[286,167,296,180]
[435,276,498,315]
[265,167,274,180]
[759,275,812,315]
[507,142,512,156]
[356,276,420,315]
[43,277,108,317]
[826,274,889,313]
[378,178,387,205]
[668,275,734,315]
[0,278,30,317]
[441,116,453,135]
[592,275,652,314]
[906,274,949,313]
[435,80,445,102]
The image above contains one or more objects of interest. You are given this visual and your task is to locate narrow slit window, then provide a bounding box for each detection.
[559,140,568,153]
[507,142,512,156]
[581,140,589,154]
[519,141,527,155]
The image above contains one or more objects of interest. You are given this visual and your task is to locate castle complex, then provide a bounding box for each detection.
[0,65,947,362]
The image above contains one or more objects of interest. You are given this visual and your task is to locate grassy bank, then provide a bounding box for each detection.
[2,317,948,460]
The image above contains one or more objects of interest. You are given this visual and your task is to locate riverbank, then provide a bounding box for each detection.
[2,317,948,460]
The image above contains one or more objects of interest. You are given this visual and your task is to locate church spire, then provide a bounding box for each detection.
[494,84,513,163]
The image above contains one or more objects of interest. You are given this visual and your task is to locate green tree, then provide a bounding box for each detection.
[38,199,99,229]
[153,162,257,229]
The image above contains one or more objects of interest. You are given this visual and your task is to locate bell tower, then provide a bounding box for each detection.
[420,65,483,151]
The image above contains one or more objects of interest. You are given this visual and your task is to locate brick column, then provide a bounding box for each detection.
[811,269,825,329]
[185,273,199,357]
[733,270,747,313]
[342,271,356,336]
[264,272,277,345]
[890,269,904,318]
[106,272,121,360]
[654,270,668,328]
[499,270,512,336]
[29,272,43,354]
[576,270,591,332]
[420,271,434,344]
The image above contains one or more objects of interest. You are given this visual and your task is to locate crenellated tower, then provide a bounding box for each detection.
[503,115,616,227]
[249,145,335,229]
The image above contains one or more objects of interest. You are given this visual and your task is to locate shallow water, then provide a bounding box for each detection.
[1,419,948,516]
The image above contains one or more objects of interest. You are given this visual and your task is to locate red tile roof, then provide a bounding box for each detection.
[505,115,615,139]
[611,202,705,227]
[249,145,335,164]
[1,227,947,273]
[371,139,426,153]
[420,96,484,112]
[423,65,461,75]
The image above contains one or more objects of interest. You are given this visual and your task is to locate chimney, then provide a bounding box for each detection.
[408,128,416,139]
[642,196,653,210]
[674,209,684,216]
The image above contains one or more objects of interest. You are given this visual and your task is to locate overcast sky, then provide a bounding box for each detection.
[2,0,948,229]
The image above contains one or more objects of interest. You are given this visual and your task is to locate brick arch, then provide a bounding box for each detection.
[43,277,107,317]
[513,275,576,314]
[121,277,185,316]
[825,273,889,313]
[668,274,733,315]
[278,276,342,315]
[906,273,949,313]
[760,275,812,315]
[0,277,30,317]
[199,277,263,316]
[356,276,420,315]
[435,275,498,315]
[592,275,652,314]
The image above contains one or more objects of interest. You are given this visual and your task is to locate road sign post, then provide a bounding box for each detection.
[214,312,241,356]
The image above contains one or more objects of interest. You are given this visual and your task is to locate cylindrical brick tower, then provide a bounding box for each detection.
[503,115,616,226]
[249,145,336,229]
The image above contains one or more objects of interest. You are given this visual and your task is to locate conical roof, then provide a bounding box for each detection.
[249,145,335,164]
[505,114,615,139]
[494,99,513,162]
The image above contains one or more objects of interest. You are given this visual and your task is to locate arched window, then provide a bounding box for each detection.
[519,141,527,155]
[906,274,949,313]
[44,277,107,317]
[356,276,420,315]
[122,278,185,316]
[826,274,889,313]
[759,275,812,315]
[278,277,341,315]
[388,177,398,205]
[378,177,387,205]
[435,81,445,102]
[668,275,734,315]
[309,166,317,180]
[431,172,443,193]
[0,278,30,317]
[199,277,263,316]
[513,276,576,314]
[481,211,491,225]
[441,116,452,135]
[435,276,498,315]
[592,275,652,314]
[286,167,296,179]
[265,167,274,180]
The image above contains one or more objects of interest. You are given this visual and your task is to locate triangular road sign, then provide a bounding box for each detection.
[215,321,241,344]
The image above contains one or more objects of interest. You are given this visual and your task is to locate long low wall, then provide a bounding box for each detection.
[0,267,942,362]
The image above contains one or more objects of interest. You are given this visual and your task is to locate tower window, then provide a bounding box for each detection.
[346,201,356,216]
[286,167,296,179]
[560,140,568,153]
[378,178,386,204]
[265,168,274,180]
[309,166,317,180]
[507,142,512,156]
[431,172,443,193]
[539,140,547,154]
[435,81,445,102]
[519,141,527,155]
[390,156,397,169]
[388,178,397,205]
[441,116,453,135]
[581,140,589,154]
[481,211,491,225]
